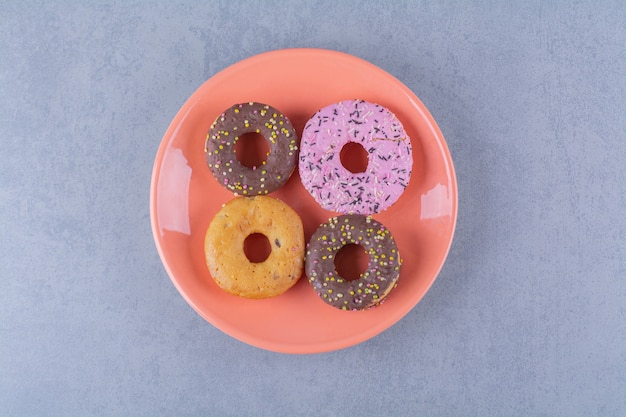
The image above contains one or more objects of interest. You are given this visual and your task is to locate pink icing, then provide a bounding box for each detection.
[299,100,412,214]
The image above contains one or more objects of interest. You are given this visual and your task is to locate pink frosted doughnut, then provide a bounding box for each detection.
[298,100,413,215]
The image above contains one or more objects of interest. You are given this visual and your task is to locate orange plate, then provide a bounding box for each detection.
[150,48,457,353]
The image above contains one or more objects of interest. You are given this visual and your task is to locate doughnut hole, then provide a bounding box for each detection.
[334,243,370,281]
[340,141,369,173]
[243,233,271,263]
[235,132,270,169]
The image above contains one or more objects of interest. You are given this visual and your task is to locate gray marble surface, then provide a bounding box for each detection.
[1,1,624,416]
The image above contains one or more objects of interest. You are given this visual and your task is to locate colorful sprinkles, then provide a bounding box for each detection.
[305,214,401,311]
[298,99,412,215]
[205,102,299,195]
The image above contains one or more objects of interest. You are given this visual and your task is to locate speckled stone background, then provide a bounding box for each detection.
[1,1,624,416]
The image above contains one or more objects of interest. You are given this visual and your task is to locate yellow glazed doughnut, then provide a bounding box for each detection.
[204,196,304,298]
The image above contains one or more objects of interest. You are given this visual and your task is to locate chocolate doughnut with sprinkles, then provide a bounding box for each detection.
[205,102,299,195]
[305,214,401,310]
[299,99,412,215]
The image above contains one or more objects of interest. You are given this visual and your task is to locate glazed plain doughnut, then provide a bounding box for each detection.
[305,214,401,310]
[205,102,299,195]
[204,196,304,299]
[299,99,412,214]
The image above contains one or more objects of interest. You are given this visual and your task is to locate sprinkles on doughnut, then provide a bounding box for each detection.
[205,102,299,195]
[299,99,412,214]
[305,214,401,310]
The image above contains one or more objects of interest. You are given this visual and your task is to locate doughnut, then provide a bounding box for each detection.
[305,214,401,310]
[204,196,304,299]
[299,99,412,215]
[205,102,299,195]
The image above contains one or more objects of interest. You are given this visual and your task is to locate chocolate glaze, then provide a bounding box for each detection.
[305,214,401,310]
[205,102,299,195]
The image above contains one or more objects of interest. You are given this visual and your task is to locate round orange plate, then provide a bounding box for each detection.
[150,48,457,353]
